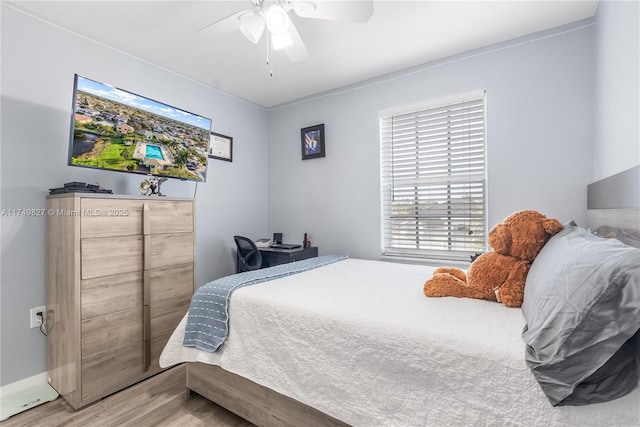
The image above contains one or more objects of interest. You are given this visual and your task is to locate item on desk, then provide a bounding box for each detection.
[270,243,302,249]
[305,234,311,249]
[255,238,272,248]
[304,233,307,248]
[273,232,283,244]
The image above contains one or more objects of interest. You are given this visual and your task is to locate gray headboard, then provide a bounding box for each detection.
[587,165,640,249]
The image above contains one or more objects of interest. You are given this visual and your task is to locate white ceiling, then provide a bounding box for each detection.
[10,0,599,108]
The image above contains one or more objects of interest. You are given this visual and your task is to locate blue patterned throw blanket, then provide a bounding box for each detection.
[183,254,348,352]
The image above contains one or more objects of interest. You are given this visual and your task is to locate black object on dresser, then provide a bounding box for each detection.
[259,246,318,268]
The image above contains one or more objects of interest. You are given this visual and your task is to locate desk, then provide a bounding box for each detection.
[259,246,318,268]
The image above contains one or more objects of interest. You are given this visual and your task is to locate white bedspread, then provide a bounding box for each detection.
[161,258,640,427]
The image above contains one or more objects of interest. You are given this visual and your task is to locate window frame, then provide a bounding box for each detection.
[379,90,487,263]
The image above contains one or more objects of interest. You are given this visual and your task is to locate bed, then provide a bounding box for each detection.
[160,167,640,427]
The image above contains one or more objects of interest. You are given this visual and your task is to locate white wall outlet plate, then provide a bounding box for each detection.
[29,306,46,329]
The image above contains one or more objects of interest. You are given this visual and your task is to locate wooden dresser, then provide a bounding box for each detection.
[46,193,194,409]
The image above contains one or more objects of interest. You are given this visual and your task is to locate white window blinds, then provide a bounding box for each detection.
[380,91,486,262]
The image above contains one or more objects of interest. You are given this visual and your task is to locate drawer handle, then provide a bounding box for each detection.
[143,306,151,371]
[142,207,151,372]
[143,203,151,235]
[143,271,150,370]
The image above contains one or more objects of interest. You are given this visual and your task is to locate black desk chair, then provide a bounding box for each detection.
[234,235,262,273]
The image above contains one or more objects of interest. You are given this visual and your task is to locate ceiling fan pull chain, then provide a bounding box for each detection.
[267,30,274,77]
[266,29,270,65]
[270,51,274,77]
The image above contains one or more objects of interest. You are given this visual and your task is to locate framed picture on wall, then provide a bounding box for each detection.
[208,132,233,162]
[301,123,325,160]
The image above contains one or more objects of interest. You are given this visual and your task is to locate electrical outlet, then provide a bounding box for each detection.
[30,306,46,328]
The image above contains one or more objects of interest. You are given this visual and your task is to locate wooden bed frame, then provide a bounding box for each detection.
[186,362,348,427]
[186,166,640,427]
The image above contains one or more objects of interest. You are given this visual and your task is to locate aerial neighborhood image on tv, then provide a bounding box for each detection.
[69,75,212,182]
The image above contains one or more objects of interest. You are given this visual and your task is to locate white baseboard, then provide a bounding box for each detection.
[0,372,48,397]
[0,372,58,421]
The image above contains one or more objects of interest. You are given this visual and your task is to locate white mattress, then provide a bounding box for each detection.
[161,258,640,426]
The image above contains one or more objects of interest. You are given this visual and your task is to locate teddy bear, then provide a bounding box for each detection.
[423,210,563,307]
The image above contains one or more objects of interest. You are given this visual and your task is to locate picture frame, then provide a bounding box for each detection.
[208,132,233,162]
[301,123,325,160]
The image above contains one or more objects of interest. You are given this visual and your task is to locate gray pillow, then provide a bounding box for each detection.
[522,221,640,406]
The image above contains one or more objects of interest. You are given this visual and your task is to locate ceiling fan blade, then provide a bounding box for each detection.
[293,0,373,23]
[283,20,309,62]
[197,10,247,37]
[239,11,266,43]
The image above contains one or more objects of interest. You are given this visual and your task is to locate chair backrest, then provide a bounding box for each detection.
[234,235,262,273]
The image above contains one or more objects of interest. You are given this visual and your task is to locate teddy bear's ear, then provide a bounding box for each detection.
[543,218,563,236]
[488,223,510,255]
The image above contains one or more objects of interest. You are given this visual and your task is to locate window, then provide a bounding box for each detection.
[380,91,486,262]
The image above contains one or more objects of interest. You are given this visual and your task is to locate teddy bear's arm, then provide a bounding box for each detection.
[433,267,467,282]
[497,260,531,307]
[424,272,488,300]
[543,218,563,235]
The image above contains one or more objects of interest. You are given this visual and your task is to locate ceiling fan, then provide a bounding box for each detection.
[198,0,374,62]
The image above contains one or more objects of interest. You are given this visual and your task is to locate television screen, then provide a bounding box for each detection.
[68,75,212,182]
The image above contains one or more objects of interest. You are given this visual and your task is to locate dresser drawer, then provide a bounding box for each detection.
[81,199,143,238]
[82,271,143,319]
[148,201,194,234]
[148,233,194,269]
[151,297,190,339]
[81,235,143,279]
[81,341,144,402]
[82,306,142,358]
[149,263,194,302]
[149,333,173,374]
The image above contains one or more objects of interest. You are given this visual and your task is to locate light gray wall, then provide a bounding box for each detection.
[593,0,640,181]
[3,2,636,389]
[267,21,595,260]
[0,5,268,386]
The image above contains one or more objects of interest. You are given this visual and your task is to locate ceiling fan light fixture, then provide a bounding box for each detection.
[265,5,290,34]
[292,1,316,15]
[271,32,293,51]
[238,12,265,43]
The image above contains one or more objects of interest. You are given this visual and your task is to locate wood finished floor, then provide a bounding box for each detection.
[1,364,254,427]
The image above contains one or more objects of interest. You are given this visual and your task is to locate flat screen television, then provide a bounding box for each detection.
[68,74,212,182]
